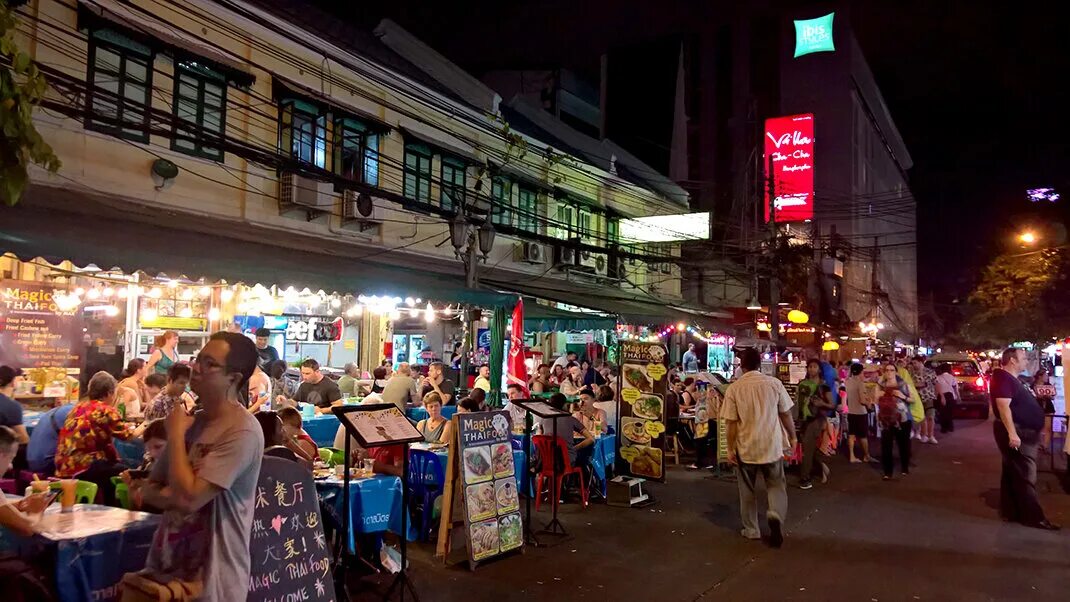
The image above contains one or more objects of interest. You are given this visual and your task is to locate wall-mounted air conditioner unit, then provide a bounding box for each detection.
[513,241,545,264]
[279,171,331,222]
[341,189,384,233]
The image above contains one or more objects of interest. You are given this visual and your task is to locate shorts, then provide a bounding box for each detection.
[847,414,869,437]
[925,407,936,419]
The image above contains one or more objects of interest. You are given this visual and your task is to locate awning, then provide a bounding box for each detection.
[484,276,731,330]
[2,187,515,308]
[522,298,616,332]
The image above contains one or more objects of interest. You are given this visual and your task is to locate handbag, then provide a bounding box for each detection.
[119,572,202,602]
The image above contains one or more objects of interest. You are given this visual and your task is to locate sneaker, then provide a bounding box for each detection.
[863,456,876,463]
[767,512,784,548]
[799,481,813,490]
[741,529,762,540]
[882,475,892,481]
[849,457,861,464]
[687,464,699,470]
[929,437,938,445]
[821,464,830,484]
[919,435,929,443]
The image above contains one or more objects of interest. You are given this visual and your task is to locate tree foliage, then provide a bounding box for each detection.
[1,0,60,205]
[961,248,1070,346]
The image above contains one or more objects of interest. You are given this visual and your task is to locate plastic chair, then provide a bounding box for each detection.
[406,449,445,541]
[318,448,333,465]
[110,476,131,509]
[532,435,587,511]
[49,480,99,505]
[319,447,344,467]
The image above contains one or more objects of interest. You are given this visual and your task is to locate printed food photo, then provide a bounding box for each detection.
[463,446,493,484]
[621,417,652,444]
[623,364,652,392]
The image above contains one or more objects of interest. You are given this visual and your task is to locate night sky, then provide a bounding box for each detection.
[309,0,1070,304]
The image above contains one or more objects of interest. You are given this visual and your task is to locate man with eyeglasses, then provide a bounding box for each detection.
[133,332,265,600]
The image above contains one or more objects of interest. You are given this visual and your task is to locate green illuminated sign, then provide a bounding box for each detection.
[794,12,835,58]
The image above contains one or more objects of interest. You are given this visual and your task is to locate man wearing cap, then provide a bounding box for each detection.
[0,366,28,444]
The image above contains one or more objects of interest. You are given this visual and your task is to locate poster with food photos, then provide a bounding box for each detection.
[456,410,524,563]
[617,341,668,482]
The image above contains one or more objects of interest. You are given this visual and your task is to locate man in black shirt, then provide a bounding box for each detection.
[419,361,455,405]
[254,328,280,371]
[990,348,1058,530]
[284,359,342,415]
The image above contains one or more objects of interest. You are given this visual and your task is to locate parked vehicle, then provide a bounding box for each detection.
[926,354,990,419]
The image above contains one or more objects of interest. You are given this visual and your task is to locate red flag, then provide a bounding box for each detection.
[507,298,528,394]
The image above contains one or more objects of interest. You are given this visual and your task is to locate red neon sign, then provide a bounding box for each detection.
[764,113,814,222]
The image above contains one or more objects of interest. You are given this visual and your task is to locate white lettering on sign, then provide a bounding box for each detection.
[362,512,391,527]
[766,130,813,150]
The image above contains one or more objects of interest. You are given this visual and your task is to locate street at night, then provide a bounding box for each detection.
[1,0,1069,601]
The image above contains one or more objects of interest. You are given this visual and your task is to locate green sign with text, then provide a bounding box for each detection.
[794,12,835,58]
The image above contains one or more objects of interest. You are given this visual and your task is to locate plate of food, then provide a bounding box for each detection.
[623,364,652,392]
[629,445,663,479]
[491,442,514,478]
[470,518,500,561]
[466,482,497,522]
[498,513,522,551]
[632,394,663,420]
[495,479,519,513]
[621,417,652,444]
[463,446,493,484]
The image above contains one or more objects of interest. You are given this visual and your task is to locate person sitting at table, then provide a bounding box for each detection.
[504,383,529,430]
[549,364,567,388]
[281,359,343,415]
[468,387,489,411]
[364,443,405,477]
[529,363,552,394]
[415,392,451,444]
[144,373,167,405]
[267,360,297,410]
[0,366,28,444]
[246,364,272,412]
[26,398,75,474]
[594,385,617,433]
[122,419,167,512]
[144,363,194,422]
[0,426,49,535]
[116,358,150,420]
[537,393,594,467]
[473,364,492,393]
[370,365,390,394]
[54,371,135,505]
[559,363,583,396]
[381,362,420,411]
[456,395,482,414]
[255,410,312,470]
[573,387,608,434]
[278,407,319,465]
[420,362,455,405]
[679,378,698,411]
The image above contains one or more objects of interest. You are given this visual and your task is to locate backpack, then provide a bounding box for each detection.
[876,386,903,429]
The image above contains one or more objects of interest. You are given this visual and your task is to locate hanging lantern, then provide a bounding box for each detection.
[787,309,809,324]
[822,340,840,351]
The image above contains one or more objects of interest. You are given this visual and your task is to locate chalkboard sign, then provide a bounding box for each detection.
[248,457,334,602]
[617,341,668,482]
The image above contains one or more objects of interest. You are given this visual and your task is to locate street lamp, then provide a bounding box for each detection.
[1018,231,1038,245]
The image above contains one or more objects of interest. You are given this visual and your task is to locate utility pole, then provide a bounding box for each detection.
[767,152,780,345]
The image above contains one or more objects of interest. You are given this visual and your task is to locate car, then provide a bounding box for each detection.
[925,354,990,420]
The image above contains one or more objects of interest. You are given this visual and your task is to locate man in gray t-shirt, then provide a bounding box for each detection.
[139,333,264,601]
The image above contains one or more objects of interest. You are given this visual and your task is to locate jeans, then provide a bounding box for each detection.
[800,418,826,483]
[939,392,955,432]
[993,423,1047,524]
[880,424,912,476]
[735,459,788,537]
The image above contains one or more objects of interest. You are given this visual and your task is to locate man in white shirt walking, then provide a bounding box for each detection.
[720,348,797,548]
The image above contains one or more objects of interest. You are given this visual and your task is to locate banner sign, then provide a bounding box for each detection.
[794,12,835,57]
[0,280,84,369]
[285,315,343,342]
[764,113,815,223]
[617,341,668,482]
[456,410,523,564]
[248,457,334,602]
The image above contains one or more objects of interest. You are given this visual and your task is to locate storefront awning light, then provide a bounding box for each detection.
[822,340,840,351]
[787,309,809,324]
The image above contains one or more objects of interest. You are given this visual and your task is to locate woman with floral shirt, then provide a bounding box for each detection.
[55,372,133,505]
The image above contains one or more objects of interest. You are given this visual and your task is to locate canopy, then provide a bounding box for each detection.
[2,187,516,308]
[521,298,617,332]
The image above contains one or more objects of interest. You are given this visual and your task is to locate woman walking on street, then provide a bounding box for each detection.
[797,359,834,489]
[877,362,912,480]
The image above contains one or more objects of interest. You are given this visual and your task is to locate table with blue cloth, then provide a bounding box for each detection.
[315,475,418,553]
[0,502,160,602]
[303,414,343,448]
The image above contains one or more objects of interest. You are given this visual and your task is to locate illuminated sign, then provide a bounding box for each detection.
[285,315,343,342]
[618,212,710,243]
[764,114,814,222]
[794,12,835,58]
[1027,188,1060,202]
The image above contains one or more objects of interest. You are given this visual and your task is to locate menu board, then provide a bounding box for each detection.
[336,403,423,446]
[248,457,334,602]
[0,280,84,369]
[456,410,523,564]
[617,341,668,482]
